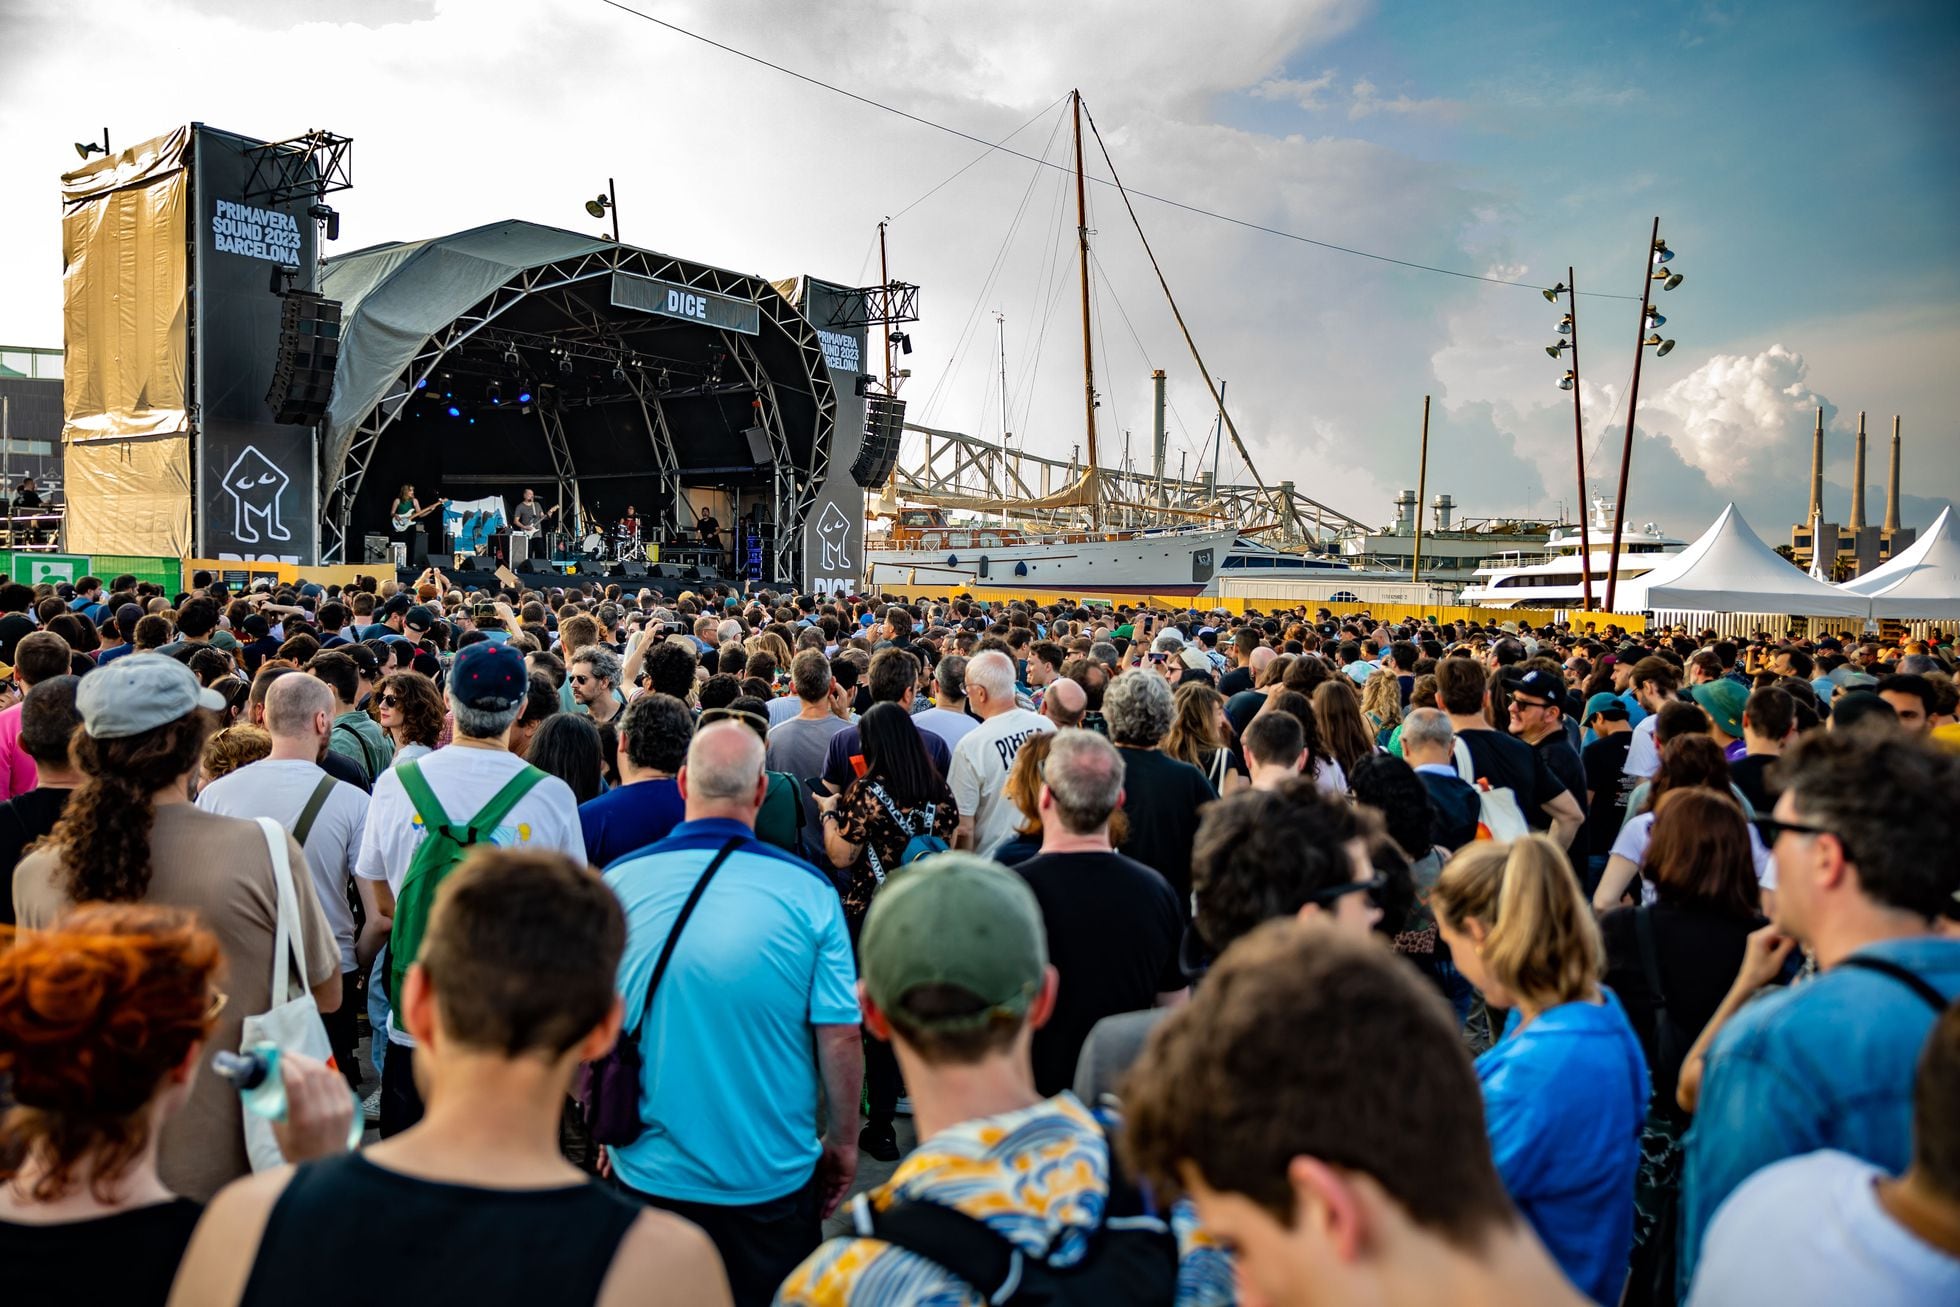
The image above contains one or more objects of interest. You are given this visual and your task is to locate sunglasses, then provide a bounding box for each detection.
[377,694,401,707]
[569,673,595,685]
[1304,873,1387,906]
[1509,694,1554,710]
[1751,815,1851,863]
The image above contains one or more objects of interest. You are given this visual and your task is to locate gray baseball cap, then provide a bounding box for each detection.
[76,654,226,740]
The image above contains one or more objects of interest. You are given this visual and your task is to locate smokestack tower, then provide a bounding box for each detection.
[1848,410,1868,531]
[1807,407,1824,520]
[1883,415,1901,533]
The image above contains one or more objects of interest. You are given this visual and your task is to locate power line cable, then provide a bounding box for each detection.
[595,1,1639,301]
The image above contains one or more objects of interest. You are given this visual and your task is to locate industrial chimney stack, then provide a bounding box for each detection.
[1848,411,1868,531]
[1883,415,1901,533]
[1807,407,1824,520]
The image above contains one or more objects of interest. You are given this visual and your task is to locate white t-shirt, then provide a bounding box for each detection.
[355,744,585,1045]
[1313,757,1348,796]
[1688,1150,1960,1307]
[1609,809,1772,904]
[948,708,1054,857]
[1623,714,1661,779]
[393,742,433,767]
[913,705,979,751]
[197,759,369,973]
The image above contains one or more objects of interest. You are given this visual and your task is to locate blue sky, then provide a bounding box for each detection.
[1,0,1953,537]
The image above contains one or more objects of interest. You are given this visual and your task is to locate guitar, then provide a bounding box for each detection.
[512,503,559,537]
[391,498,449,532]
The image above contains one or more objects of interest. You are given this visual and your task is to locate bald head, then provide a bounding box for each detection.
[679,719,768,821]
[1248,646,1278,675]
[1042,676,1087,728]
[265,670,334,742]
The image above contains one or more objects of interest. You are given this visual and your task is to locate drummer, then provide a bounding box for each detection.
[617,505,641,539]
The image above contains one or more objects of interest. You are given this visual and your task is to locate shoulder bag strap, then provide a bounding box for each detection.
[629,837,744,1039]
[861,1197,1021,1302]
[866,780,919,838]
[333,717,383,777]
[466,764,547,838]
[291,774,339,849]
[1633,906,1678,1065]
[253,816,307,1003]
[1452,735,1477,785]
[1837,955,1950,1013]
[395,759,451,832]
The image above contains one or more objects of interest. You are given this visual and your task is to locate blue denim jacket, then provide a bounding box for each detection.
[1678,935,1960,1292]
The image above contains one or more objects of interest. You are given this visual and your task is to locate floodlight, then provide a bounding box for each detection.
[1545,343,1566,359]
[1652,242,1674,265]
[1645,310,1665,329]
[1557,315,1573,335]
[1558,371,1576,391]
[585,197,610,219]
[74,140,107,160]
[1662,272,1683,291]
[1656,339,1675,357]
[1542,282,1566,303]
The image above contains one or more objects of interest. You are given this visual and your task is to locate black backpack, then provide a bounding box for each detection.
[854,1143,1179,1306]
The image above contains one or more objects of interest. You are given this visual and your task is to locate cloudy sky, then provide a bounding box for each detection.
[2,0,1954,538]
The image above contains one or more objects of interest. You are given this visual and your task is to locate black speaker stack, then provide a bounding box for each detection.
[265,291,343,425]
[851,393,907,487]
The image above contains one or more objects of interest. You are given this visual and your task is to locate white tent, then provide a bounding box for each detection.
[1616,503,1874,617]
[1841,505,1960,619]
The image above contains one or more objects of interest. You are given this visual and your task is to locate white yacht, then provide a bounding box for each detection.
[1460,501,1686,607]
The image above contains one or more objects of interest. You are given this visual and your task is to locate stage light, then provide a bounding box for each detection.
[1557,315,1573,335]
[611,363,626,382]
[1542,282,1566,303]
[516,388,533,404]
[414,378,427,390]
[504,346,521,368]
[656,368,671,392]
[446,405,462,418]
[1559,371,1576,391]
[559,357,574,375]
[486,381,503,405]
[1545,343,1566,358]
[892,331,913,355]
[307,203,340,242]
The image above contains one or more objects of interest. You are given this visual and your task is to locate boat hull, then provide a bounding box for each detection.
[866,528,1235,597]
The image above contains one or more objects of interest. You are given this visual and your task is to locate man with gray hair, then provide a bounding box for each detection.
[912,653,977,750]
[569,642,624,726]
[1105,667,1216,905]
[949,649,1053,858]
[198,671,375,1090]
[355,641,585,1134]
[1010,728,1188,1095]
[603,719,862,1302]
[1400,706,1481,852]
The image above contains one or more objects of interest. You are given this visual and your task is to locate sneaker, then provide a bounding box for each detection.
[859,1118,900,1163]
[893,1096,913,1118]
[361,1087,382,1124]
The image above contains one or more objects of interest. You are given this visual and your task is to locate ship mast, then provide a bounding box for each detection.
[1071,89,1100,530]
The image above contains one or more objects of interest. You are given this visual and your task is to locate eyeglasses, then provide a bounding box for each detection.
[1751,814,1851,864]
[569,673,595,685]
[1509,694,1554,711]
[1304,873,1387,906]
[205,989,229,1021]
[377,694,401,707]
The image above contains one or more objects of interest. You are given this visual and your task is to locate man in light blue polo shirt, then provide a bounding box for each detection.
[603,718,861,1307]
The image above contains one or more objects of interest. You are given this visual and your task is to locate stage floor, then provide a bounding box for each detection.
[395,564,730,596]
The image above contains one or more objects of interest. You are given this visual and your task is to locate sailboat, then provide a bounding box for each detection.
[864,90,1239,597]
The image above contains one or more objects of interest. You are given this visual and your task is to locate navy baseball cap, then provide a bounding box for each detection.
[1505,667,1564,705]
[450,641,527,711]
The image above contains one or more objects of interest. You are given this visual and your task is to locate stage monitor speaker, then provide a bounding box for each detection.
[851,394,907,487]
[520,555,556,574]
[427,553,455,570]
[741,424,771,463]
[265,291,342,425]
[362,533,392,564]
[612,560,648,577]
[650,562,687,579]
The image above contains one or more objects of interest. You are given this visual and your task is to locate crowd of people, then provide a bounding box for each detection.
[1,566,1957,1306]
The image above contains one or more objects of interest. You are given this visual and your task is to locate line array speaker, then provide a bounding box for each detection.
[741,424,772,464]
[851,394,907,488]
[265,291,343,425]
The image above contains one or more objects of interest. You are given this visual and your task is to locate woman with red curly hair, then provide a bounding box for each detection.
[0,904,353,1304]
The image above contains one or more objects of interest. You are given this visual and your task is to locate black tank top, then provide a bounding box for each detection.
[238,1153,641,1307]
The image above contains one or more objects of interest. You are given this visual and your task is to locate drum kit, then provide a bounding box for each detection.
[582,519,648,564]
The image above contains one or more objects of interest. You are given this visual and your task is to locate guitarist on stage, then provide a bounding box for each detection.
[390,482,448,564]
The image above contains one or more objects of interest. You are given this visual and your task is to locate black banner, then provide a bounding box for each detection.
[191,126,320,563]
[795,279,868,594]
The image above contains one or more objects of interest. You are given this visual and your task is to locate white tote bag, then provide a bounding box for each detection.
[1452,738,1531,843]
[238,817,336,1171]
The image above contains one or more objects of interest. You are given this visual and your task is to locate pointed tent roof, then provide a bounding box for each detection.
[1617,503,1874,617]
[1841,505,1960,618]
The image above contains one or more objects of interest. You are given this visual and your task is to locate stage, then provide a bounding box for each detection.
[397,562,733,597]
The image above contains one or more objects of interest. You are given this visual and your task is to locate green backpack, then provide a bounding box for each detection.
[387,759,545,998]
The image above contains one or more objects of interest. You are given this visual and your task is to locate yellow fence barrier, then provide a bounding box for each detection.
[883,583,1648,633]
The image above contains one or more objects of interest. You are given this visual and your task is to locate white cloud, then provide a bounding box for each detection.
[1638,345,1823,483]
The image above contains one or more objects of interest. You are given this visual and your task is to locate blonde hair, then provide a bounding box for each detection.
[1431,835,1601,1009]
[1163,681,1225,770]
[1360,668,1403,734]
